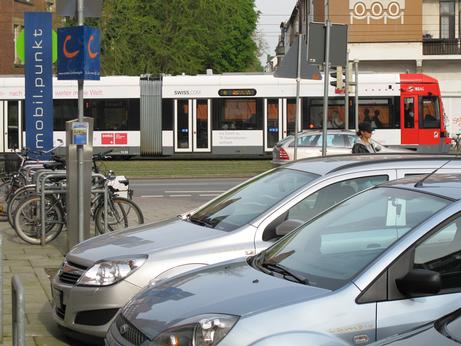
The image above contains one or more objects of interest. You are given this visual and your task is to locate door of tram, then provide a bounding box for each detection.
[0,100,23,152]
[264,98,282,151]
[174,99,210,152]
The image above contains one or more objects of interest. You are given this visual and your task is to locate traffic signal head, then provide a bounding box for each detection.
[330,66,345,92]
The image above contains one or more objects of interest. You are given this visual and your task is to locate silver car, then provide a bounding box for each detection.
[51,155,461,338]
[106,174,461,346]
[272,130,409,164]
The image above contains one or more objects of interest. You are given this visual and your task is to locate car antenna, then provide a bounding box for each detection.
[414,160,452,188]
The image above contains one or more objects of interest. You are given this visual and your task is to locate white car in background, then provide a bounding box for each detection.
[272,130,410,164]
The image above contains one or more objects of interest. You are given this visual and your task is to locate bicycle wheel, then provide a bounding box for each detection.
[14,195,64,245]
[7,185,36,227]
[95,197,144,234]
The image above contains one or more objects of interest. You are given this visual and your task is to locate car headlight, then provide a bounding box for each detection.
[152,314,239,346]
[77,255,147,286]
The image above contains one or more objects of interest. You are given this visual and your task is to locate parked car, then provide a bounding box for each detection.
[52,154,461,338]
[371,307,461,346]
[106,174,461,346]
[272,130,410,164]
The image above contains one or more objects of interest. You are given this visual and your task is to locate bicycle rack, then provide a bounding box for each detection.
[11,275,25,346]
[36,171,109,245]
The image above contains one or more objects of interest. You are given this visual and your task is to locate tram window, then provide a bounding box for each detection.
[357,98,395,129]
[306,98,346,129]
[404,97,415,128]
[54,99,78,131]
[162,99,174,130]
[89,99,140,131]
[212,98,263,130]
[420,96,440,129]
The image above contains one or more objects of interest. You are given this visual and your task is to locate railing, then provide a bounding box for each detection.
[423,38,461,55]
[12,275,25,346]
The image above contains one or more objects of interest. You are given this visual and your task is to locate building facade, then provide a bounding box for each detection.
[0,0,54,75]
[274,0,461,135]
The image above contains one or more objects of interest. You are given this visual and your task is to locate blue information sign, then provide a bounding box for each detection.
[57,26,100,80]
[24,12,54,159]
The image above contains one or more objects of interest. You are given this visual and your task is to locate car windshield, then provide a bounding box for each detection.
[189,168,319,232]
[259,187,450,290]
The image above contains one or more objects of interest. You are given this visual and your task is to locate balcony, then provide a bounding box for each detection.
[423,38,461,55]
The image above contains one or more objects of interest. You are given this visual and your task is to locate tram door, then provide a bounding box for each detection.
[174,99,210,152]
[401,96,418,145]
[264,98,282,151]
[281,98,297,139]
[0,101,23,152]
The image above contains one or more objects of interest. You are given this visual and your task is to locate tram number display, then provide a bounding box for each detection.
[218,89,257,97]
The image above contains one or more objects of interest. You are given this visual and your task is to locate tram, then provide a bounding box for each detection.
[0,72,450,157]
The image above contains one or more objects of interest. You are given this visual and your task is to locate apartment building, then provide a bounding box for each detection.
[275,0,461,134]
[0,0,54,75]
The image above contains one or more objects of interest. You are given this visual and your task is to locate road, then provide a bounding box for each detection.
[130,178,245,223]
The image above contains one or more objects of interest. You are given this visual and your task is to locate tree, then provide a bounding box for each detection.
[90,0,260,75]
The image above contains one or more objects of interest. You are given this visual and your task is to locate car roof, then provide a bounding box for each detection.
[380,173,461,200]
[284,154,461,176]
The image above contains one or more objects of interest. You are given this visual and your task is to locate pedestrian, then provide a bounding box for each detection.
[352,122,377,153]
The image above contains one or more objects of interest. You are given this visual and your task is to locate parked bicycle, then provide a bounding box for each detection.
[11,153,143,244]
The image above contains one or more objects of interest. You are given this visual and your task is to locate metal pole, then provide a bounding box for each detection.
[345,52,350,130]
[354,59,359,131]
[322,19,331,156]
[12,275,25,346]
[0,234,2,343]
[294,32,302,161]
[77,0,84,243]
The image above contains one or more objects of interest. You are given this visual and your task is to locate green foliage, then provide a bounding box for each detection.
[78,0,261,75]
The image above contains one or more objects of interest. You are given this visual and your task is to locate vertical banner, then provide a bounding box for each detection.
[24,12,53,159]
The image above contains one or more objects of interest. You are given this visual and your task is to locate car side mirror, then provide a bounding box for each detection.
[375,145,382,152]
[396,269,441,296]
[275,219,304,237]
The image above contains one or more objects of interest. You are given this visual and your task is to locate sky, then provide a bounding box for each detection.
[255,0,298,64]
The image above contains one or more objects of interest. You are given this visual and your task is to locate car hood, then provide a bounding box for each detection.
[122,260,330,340]
[66,218,226,265]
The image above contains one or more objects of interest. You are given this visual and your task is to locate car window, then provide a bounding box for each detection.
[261,187,450,290]
[289,135,318,147]
[413,215,461,292]
[286,175,389,223]
[312,134,346,148]
[189,168,319,232]
[445,313,461,342]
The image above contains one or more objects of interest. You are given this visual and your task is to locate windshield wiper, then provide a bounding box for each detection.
[188,215,215,228]
[260,260,308,284]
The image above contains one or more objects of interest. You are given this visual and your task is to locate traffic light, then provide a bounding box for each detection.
[330,66,345,93]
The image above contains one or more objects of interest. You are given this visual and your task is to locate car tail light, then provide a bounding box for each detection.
[279,148,290,160]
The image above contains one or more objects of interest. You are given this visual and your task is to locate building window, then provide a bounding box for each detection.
[13,23,24,66]
[440,0,455,39]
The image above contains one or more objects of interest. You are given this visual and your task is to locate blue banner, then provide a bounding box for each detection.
[24,12,53,159]
[57,26,100,80]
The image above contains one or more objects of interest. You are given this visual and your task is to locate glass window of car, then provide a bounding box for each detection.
[445,313,461,342]
[189,168,319,232]
[260,187,450,290]
[286,175,389,223]
[288,134,318,147]
[413,215,461,292]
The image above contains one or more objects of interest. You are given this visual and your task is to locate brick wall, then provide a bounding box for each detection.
[0,0,48,75]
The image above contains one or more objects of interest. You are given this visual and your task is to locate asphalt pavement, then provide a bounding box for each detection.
[0,178,240,345]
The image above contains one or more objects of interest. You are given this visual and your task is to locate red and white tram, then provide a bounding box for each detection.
[0,72,450,157]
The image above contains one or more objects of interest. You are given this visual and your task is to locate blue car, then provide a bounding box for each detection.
[106,174,461,346]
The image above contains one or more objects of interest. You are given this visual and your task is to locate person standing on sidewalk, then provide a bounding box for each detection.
[352,122,377,154]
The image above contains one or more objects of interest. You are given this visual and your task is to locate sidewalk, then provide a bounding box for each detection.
[0,195,205,346]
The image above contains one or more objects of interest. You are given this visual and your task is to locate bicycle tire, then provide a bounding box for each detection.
[95,197,144,234]
[7,185,36,227]
[14,195,64,245]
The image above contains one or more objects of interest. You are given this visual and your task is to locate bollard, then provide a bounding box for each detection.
[0,234,3,343]
[12,275,25,346]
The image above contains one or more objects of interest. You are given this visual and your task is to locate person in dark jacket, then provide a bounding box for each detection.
[352,122,377,154]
